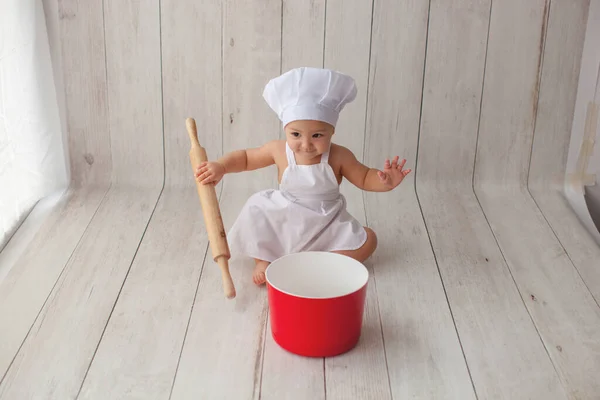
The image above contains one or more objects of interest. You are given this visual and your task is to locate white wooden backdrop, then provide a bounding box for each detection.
[565,0,600,244]
[1,0,600,399]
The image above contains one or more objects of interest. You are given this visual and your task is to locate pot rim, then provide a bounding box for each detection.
[265,251,369,299]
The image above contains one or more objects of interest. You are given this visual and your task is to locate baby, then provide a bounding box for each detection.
[195,67,410,285]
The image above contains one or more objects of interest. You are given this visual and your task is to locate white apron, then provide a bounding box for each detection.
[226,142,368,262]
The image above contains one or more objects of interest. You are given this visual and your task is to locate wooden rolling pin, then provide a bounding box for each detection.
[186,117,236,299]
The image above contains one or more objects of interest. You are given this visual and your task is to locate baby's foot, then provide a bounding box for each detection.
[253,260,270,285]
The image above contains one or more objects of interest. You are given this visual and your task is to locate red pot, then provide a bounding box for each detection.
[265,251,369,357]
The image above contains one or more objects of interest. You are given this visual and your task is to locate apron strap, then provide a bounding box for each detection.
[285,142,296,166]
[320,142,331,164]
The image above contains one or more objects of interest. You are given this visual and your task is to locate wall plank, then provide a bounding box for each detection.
[365,0,476,398]
[474,0,549,187]
[322,1,391,399]
[261,2,326,398]
[417,0,565,398]
[474,0,600,397]
[170,0,282,398]
[59,0,112,187]
[75,0,221,397]
[281,0,325,72]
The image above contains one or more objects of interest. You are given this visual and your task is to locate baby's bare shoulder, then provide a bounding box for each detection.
[330,143,357,164]
[270,139,286,150]
[269,139,286,154]
[265,139,287,164]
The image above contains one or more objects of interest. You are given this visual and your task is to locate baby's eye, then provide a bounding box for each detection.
[312,133,322,138]
[291,132,300,137]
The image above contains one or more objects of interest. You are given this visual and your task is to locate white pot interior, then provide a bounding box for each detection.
[265,251,369,299]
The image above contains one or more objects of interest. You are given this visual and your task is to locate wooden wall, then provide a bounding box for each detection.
[48,0,590,197]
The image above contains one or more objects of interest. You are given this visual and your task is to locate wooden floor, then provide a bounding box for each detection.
[1,170,600,400]
[2,0,600,399]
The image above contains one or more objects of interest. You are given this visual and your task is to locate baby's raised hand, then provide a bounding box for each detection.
[377,156,411,189]
[195,161,225,185]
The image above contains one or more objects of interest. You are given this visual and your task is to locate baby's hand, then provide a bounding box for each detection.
[377,156,411,190]
[195,161,225,185]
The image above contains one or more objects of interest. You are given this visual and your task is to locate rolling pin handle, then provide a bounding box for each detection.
[217,256,236,299]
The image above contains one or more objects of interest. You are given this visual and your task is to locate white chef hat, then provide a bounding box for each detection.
[262,67,357,127]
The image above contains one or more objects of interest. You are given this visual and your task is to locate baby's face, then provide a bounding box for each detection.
[284,120,335,159]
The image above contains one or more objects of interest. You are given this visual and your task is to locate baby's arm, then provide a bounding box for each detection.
[196,140,277,185]
[339,146,410,192]
[217,140,277,173]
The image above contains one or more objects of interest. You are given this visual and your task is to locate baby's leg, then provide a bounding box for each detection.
[332,227,377,263]
[253,258,270,285]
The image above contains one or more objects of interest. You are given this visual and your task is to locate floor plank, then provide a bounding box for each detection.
[419,188,567,399]
[169,177,270,400]
[326,167,389,399]
[0,190,68,283]
[0,188,161,399]
[261,327,325,400]
[76,191,203,399]
[325,180,390,400]
[476,189,600,398]
[365,188,477,399]
[529,189,600,303]
[0,187,108,381]
[325,258,391,400]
